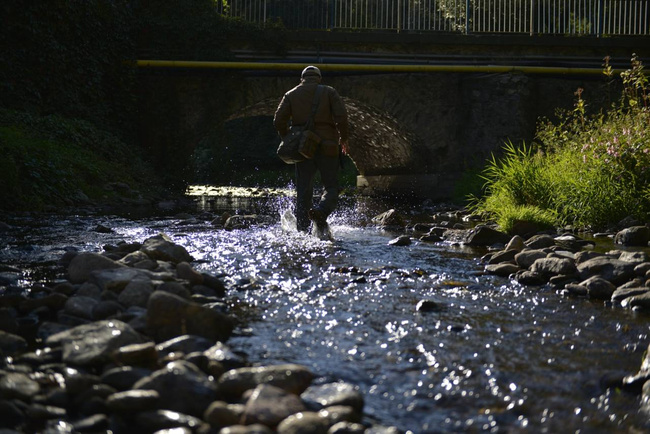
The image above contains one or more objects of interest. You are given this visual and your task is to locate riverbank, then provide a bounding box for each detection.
[1,204,650,432]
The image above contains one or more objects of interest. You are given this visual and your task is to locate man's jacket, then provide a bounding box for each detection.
[274,77,349,148]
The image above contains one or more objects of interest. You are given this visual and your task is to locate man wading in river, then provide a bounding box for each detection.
[274,66,349,237]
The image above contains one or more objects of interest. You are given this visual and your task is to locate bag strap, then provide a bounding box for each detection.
[305,85,324,131]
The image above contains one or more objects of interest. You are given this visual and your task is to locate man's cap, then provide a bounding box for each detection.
[301,66,321,78]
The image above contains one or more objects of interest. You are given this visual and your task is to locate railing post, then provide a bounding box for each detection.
[530,0,534,35]
[597,0,604,36]
[398,0,402,33]
[465,0,471,34]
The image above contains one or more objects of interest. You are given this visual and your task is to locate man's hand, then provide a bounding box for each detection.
[340,139,349,155]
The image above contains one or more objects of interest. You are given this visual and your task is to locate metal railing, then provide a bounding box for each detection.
[216,0,650,35]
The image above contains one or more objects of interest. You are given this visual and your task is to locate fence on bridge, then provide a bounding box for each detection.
[217,0,649,35]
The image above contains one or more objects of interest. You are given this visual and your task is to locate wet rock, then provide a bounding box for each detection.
[574,251,604,265]
[112,341,158,367]
[276,411,329,434]
[464,225,510,246]
[530,257,577,279]
[612,287,650,303]
[135,409,206,432]
[621,292,650,310]
[577,257,637,285]
[301,382,364,413]
[505,235,525,251]
[145,291,233,343]
[100,366,153,391]
[203,341,245,371]
[524,234,556,249]
[218,364,314,400]
[176,262,204,286]
[200,273,228,297]
[133,360,218,417]
[580,276,617,300]
[614,226,650,246]
[118,277,154,308]
[618,251,649,263]
[156,335,214,358]
[328,421,366,434]
[0,372,40,400]
[372,209,406,229]
[203,401,243,429]
[68,252,126,284]
[487,249,517,265]
[242,384,307,426]
[220,424,274,434]
[91,267,149,293]
[19,293,68,313]
[45,320,144,367]
[157,281,192,300]
[563,283,588,297]
[485,263,520,276]
[0,330,28,356]
[140,234,193,264]
[415,299,442,313]
[318,405,362,425]
[92,299,124,320]
[71,414,109,432]
[105,389,160,414]
[27,402,66,420]
[63,296,99,320]
[388,235,411,246]
[635,263,650,276]
[225,215,263,230]
[515,270,546,286]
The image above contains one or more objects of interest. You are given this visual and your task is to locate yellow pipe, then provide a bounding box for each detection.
[135,59,628,75]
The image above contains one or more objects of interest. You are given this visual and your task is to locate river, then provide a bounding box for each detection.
[1,189,648,433]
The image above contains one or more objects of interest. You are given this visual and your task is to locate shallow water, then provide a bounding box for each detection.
[1,194,649,433]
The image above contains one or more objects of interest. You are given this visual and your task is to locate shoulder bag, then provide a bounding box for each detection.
[277,85,324,164]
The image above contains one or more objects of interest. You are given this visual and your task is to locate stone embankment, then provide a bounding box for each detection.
[0,233,399,434]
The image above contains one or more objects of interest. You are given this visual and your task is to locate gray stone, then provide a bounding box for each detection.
[464,225,510,246]
[301,382,365,413]
[371,209,406,229]
[118,277,154,308]
[577,257,637,285]
[485,263,520,276]
[328,421,366,434]
[530,257,577,278]
[614,226,650,246]
[45,320,144,367]
[176,262,204,286]
[241,384,307,426]
[621,292,650,310]
[524,234,556,249]
[277,411,329,434]
[318,405,362,425]
[580,276,616,300]
[156,335,214,358]
[203,401,243,429]
[91,267,149,293]
[133,360,217,417]
[388,235,411,246]
[619,251,649,263]
[63,296,99,320]
[203,341,246,370]
[145,291,233,342]
[218,364,315,400]
[140,234,193,264]
[0,330,28,356]
[0,372,40,400]
[101,366,153,391]
[106,389,160,414]
[514,249,548,269]
[135,409,205,432]
[68,252,126,284]
[220,425,274,434]
[504,235,525,251]
[611,287,650,303]
[488,249,517,265]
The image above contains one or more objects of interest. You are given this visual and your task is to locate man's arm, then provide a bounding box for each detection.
[273,95,291,137]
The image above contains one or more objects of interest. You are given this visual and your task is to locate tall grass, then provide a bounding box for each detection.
[471,55,650,232]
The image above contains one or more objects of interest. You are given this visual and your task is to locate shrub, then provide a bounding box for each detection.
[472,55,650,231]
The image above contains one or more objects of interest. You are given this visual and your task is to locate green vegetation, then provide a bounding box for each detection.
[471,55,650,233]
[0,109,160,211]
[0,0,289,211]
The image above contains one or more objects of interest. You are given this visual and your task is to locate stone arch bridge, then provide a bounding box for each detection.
[137,32,650,198]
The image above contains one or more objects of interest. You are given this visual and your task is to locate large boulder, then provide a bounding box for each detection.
[68,252,126,284]
[614,226,650,247]
[140,234,193,264]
